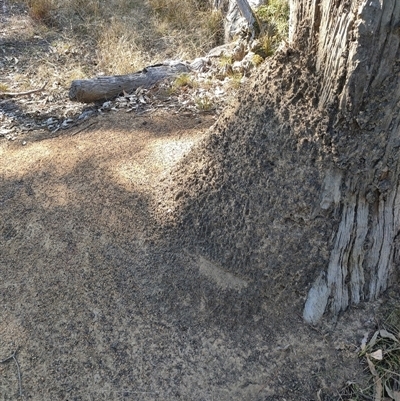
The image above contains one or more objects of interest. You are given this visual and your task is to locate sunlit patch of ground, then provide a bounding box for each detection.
[116,135,203,193]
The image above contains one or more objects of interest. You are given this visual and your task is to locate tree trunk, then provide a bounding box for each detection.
[212,0,263,41]
[288,0,400,323]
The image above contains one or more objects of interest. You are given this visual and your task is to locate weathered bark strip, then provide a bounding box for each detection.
[235,0,261,39]
[69,62,190,103]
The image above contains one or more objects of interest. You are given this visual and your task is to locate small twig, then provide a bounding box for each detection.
[0,81,48,98]
[71,121,97,136]
[0,348,23,398]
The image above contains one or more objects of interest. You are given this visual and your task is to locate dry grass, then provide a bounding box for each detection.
[17,0,223,78]
[358,325,400,401]
[96,18,150,75]
[6,0,286,93]
[6,0,288,92]
[25,0,54,24]
[339,301,400,401]
[255,0,289,57]
[0,83,10,92]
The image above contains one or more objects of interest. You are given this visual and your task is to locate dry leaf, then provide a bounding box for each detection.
[384,384,400,401]
[369,349,383,360]
[379,329,399,343]
[366,356,383,401]
[368,330,380,349]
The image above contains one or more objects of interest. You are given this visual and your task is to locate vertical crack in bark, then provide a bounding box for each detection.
[349,195,368,304]
[369,0,398,91]
[326,195,355,316]
[368,186,397,299]
[317,0,356,109]
[289,0,321,47]
[368,148,400,298]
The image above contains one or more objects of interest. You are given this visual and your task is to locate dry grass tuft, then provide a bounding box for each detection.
[0,83,10,92]
[168,73,197,95]
[195,94,214,111]
[255,0,289,57]
[25,0,54,24]
[149,0,224,57]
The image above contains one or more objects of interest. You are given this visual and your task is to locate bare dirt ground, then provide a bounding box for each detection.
[1,2,399,401]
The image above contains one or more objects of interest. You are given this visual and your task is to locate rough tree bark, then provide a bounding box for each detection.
[289,0,400,323]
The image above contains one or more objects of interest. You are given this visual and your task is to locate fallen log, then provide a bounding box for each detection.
[69,62,190,103]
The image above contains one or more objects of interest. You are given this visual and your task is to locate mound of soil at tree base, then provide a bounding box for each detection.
[1,49,397,400]
[149,47,399,397]
[154,47,333,321]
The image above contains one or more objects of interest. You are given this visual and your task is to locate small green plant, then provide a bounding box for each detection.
[218,55,234,77]
[173,73,193,88]
[256,0,289,33]
[219,55,233,68]
[252,54,264,66]
[259,34,274,57]
[0,83,9,92]
[168,73,196,95]
[255,0,289,56]
[195,95,214,111]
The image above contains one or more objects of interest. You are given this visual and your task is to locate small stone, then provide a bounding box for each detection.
[101,101,112,111]
[78,110,95,120]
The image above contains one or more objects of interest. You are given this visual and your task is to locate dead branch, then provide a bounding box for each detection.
[0,348,23,398]
[0,81,48,98]
[71,121,98,136]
